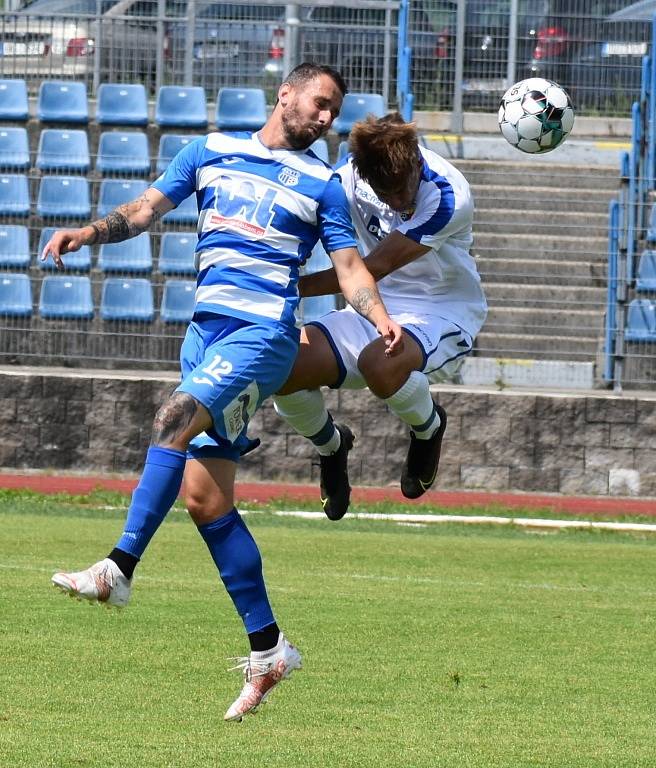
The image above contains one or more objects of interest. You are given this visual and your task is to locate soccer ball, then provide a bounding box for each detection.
[498,78,574,154]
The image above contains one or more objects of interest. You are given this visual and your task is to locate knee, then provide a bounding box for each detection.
[185,483,234,526]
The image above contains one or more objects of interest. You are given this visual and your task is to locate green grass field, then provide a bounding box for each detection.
[1,490,655,768]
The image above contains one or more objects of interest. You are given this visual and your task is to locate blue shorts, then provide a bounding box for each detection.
[178,313,299,462]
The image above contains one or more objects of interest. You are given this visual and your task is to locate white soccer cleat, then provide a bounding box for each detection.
[51,558,132,608]
[224,633,302,722]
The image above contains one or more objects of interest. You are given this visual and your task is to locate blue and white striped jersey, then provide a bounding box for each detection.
[153,131,357,328]
[336,145,487,338]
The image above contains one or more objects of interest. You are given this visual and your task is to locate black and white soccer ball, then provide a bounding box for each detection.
[498,78,575,154]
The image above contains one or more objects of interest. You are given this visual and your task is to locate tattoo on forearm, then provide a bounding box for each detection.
[151,392,199,445]
[89,193,160,244]
[350,287,380,317]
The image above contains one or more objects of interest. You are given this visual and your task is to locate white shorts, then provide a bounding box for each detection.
[308,306,474,389]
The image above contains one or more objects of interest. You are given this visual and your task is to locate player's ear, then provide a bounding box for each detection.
[278,82,292,108]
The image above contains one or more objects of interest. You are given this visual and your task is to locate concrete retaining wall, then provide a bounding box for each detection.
[1,367,655,499]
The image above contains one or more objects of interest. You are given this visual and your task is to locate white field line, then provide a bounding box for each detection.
[89,505,656,534]
[240,508,656,534]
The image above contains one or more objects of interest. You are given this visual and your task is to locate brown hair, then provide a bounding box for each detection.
[349,112,420,190]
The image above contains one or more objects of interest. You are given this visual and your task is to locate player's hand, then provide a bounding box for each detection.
[377,318,404,357]
[41,228,88,271]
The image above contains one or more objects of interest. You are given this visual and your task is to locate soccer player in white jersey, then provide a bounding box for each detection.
[42,64,403,721]
[272,112,488,519]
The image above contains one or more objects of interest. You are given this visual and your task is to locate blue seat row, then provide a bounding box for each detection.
[636,249,656,292]
[0,129,201,175]
[625,298,656,342]
[0,174,198,223]
[1,225,198,274]
[0,78,384,135]
[0,79,270,131]
[0,273,196,323]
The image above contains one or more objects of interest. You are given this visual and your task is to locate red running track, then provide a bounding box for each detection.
[1,472,655,517]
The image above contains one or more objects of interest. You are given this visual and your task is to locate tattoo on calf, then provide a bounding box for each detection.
[151,392,199,444]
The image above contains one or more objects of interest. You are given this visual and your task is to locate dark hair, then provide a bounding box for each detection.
[349,112,420,190]
[285,62,348,98]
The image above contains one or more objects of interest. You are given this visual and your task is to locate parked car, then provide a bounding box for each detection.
[165,2,286,94]
[0,0,159,89]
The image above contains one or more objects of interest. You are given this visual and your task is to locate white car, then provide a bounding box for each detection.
[0,0,159,87]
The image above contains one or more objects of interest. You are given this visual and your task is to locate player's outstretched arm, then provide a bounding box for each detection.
[41,187,175,270]
[300,231,430,297]
[329,246,403,356]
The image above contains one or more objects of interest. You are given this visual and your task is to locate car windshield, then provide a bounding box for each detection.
[196,3,284,21]
[24,0,116,13]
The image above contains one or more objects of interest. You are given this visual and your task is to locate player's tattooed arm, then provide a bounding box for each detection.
[349,286,381,317]
[88,192,166,244]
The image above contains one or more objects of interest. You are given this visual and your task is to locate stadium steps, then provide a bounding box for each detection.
[483,283,606,309]
[473,208,608,238]
[450,157,618,375]
[474,331,600,362]
[452,158,619,190]
[472,232,608,260]
[471,184,612,215]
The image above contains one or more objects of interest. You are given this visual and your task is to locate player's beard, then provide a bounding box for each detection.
[281,102,323,149]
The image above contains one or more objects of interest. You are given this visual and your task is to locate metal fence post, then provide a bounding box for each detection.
[155,0,166,95]
[283,4,300,80]
[184,0,196,87]
[506,0,518,88]
[92,0,102,96]
[450,0,465,136]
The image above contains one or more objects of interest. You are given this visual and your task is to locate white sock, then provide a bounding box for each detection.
[384,371,440,439]
[273,390,341,456]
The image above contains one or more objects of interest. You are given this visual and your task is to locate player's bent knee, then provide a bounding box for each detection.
[185,487,234,525]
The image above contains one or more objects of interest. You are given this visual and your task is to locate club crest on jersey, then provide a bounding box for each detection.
[278,166,300,187]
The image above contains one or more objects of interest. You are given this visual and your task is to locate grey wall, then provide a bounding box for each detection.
[1,368,655,498]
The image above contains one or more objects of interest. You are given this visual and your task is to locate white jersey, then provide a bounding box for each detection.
[336,145,487,337]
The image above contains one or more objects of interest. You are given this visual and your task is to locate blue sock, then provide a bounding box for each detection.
[198,508,276,633]
[115,446,186,558]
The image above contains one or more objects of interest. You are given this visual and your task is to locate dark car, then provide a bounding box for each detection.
[262,2,442,107]
[165,2,286,95]
[528,0,650,113]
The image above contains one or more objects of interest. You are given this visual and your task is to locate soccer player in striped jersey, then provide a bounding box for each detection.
[273,113,488,519]
[43,64,402,721]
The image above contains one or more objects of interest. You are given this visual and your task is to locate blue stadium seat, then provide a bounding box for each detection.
[37,81,88,124]
[36,129,90,172]
[215,87,267,131]
[101,278,154,322]
[161,279,195,323]
[96,131,150,175]
[636,250,656,292]
[337,140,349,161]
[310,139,329,163]
[0,128,29,170]
[96,83,148,126]
[156,86,208,129]
[299,242,336,323]
[98,232,152,273]
[38,227,91,272]
[162,193,197,224]
[39,275,93,319]
[97,178,148,218]
[0,272,32,316]
[332,92,385,135]
[37,176,90,220]
[0,174,30,217]
[0,79,29,121]
[158,232,196,275]
[646,203,656,244]
[156,134,196,174]
[625,298,656,342]
[0,225,29,268]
